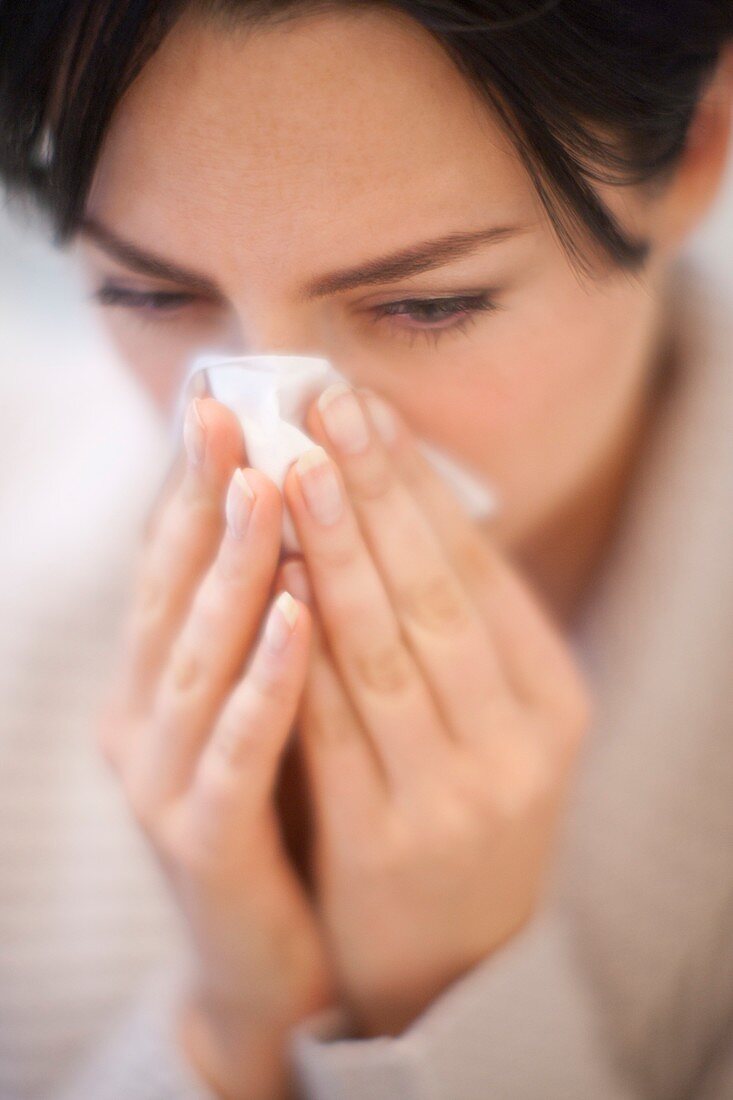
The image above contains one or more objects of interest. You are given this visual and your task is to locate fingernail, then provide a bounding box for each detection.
[264,591,299,653]
[318,382,370,455]
[362,391,399,446]
[295,446,344,526]
[183,399,207,467]
[225,468,256,539]
[283,560,312,605]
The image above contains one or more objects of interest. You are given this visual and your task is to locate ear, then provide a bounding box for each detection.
[650,43,733,257]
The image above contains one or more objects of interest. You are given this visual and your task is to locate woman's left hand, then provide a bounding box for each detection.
[276,382,593,1040]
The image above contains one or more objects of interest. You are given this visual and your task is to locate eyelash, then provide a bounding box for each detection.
[369,293,498,346]
[90,285,499,345]
[91,286,197,315]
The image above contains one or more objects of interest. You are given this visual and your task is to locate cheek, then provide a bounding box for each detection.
[376,282,657,538]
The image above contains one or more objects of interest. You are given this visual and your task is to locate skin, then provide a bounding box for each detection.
[76,6,733,1098]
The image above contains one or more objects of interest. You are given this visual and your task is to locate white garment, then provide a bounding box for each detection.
[0,258,732,1099]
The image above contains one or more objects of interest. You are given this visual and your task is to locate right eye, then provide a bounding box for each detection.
[90,284,198,315]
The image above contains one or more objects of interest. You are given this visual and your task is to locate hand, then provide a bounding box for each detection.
[95,397,336,1100]
[276,382,593,1040]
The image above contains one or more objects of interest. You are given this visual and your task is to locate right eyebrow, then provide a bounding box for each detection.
[78,216,221,294]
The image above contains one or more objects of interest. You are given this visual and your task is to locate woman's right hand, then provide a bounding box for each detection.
[94,397,336,1100]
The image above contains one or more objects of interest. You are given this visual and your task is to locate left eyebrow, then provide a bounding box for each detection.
[300,223,530,300]
[78,215,529,300]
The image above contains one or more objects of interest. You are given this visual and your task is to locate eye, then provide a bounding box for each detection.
[90,282,500,346]
[370,292,499,346]
[90,284,198,315]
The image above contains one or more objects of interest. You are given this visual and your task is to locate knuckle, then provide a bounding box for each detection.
[454,533,494,589]
[249,663,294,707]
[351,822,413,879]
[481,734,553,818]
[192,756,236,818]
[193,578,229,633]
[353,640,414,696]
[311,535,359,571]
[211,719,256,768]
[442,766,497,831]
[155,816,206,877]
[172,837,217,881]
[400,573,471,636]
[414,794,477,859]
[349,464,395,505]
[185,489,223,527]
[301,697,358,747]
[213,544,243,585]
[167,641,205,697]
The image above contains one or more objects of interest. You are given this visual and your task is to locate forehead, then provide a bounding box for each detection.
[86,6,535,284]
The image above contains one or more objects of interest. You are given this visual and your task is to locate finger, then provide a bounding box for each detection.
[305,382,510,746]
[118,397,246,715]
[188,589,311,858]
[138,364,219,541]
[283,446,449,791]
[130,466,283,806]
[358,389,585,717]
[276,558,386,840]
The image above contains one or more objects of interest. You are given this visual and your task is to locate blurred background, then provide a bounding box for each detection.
[0,196,171,616]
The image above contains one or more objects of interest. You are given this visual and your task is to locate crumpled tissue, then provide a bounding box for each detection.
[174,352,500,554]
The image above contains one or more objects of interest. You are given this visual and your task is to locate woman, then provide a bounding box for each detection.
[1,1,732,1097]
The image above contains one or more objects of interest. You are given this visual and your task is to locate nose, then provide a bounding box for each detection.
[249,336,326,358]
[230,303,331,360]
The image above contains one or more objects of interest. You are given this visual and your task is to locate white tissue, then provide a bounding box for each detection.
[174,353,501,553]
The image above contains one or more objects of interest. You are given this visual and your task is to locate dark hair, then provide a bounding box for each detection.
[0,0,731,272]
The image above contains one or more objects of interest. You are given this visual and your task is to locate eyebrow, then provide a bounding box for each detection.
[79,216,221,294]
[78,216,528,300]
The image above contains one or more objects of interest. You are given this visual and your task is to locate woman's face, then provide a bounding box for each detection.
[74,5,672,549]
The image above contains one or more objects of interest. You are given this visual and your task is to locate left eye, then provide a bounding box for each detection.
[370,293,498,341]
